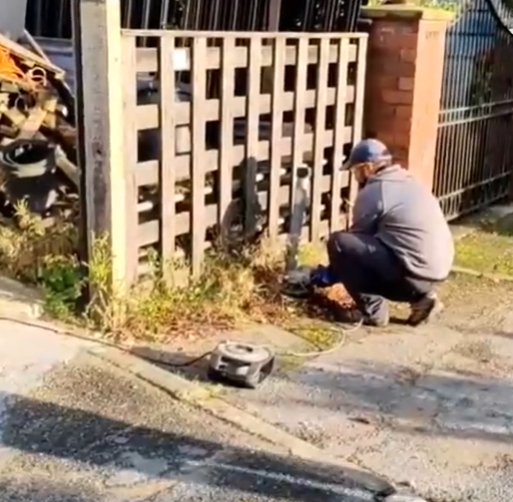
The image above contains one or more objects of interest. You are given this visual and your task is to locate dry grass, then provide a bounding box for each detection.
[0,200,77,284]
[81,235,353,343]
[0,204,355,344]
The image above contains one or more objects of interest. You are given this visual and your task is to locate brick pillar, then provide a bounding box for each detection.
[362,6,454,190]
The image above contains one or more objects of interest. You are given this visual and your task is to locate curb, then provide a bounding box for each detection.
[451,265,513,283]
[0,275,43,319]
[89,345,397,498]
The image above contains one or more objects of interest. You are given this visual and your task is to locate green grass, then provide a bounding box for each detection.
[366,0,459,12]
[455,214,513,276]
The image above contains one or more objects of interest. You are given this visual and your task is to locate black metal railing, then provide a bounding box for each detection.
[25,0,364,39]
[433,0,513,220]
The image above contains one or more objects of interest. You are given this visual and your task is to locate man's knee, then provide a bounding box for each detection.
[327,231,356,259]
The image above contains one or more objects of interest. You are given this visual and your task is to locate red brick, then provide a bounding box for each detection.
[394,119,412,138]
[371,76,398,91]
[386,60,416,78]
[394,105,412,119]
[363,13,450,192]
[398,77,415,91]
[381,89,414,105]
[373,32,417,50]
[400,49,417,63]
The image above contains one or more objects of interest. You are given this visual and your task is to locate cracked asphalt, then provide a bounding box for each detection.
[0,319,382,502]
[226,286,513,502]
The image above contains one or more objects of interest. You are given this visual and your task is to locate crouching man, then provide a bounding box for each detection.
[326,138,454,327]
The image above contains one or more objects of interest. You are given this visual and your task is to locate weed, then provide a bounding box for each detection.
[40,255,84,319]
[455,229,513,276]
[0,203,349,345]
[77,235,296,341]
[0,200,77,285]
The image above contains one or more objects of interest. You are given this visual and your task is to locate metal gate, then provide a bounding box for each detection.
[25,0,363,39]
[433,0,513,220]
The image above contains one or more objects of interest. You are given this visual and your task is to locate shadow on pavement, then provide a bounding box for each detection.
[0,479,95,502]
[233,358,513,445]
[0,391,392,502]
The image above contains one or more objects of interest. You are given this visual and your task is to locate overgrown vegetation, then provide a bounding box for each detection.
[0,203,346,343]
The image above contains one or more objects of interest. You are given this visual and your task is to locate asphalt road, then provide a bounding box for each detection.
[0,320,380,502]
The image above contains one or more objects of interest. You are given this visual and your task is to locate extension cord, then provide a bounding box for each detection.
[0,314,362,368]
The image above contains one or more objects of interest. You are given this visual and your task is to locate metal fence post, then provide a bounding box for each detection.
[72,0,130,291]
[285,165,311,272]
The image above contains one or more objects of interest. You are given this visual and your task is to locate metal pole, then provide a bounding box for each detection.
[285,165,311,272]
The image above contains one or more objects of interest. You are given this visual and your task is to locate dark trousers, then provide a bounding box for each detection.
[327,231,435,322]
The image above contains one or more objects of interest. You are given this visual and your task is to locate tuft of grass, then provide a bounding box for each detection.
[0,204,351,346]
[0,200,79,319]
[455,214,513,277]
[0,200,77,285]
[297,241,327,267]
[40,254,84,320]
[78,235,297,342]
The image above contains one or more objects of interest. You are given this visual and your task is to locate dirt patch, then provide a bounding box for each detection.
[439,273,513,325]
[451,339,495,363]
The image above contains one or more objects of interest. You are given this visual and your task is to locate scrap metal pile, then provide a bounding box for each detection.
[0,31,78,219]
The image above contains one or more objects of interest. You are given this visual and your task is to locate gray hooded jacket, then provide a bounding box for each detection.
[350,165,454,281]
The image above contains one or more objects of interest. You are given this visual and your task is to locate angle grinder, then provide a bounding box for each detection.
[282,264,336,298]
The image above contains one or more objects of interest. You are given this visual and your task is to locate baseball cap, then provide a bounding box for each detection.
[342,138,392,170]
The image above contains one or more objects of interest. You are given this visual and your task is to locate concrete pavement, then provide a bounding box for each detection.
[224,286,513,502]
[0,317,386,502]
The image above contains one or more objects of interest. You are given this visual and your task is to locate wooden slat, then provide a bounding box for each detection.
[135,43,358,73]
[135,86,356,130]
[152,216,335,267]
[348,36,368,224]
[159,34,176,282]
[219,37,236,239]
[0,31,65,78]
[134,127,355,186]
[268,38,286,240]
[139,213,334,249]
[244,37,261,239]
[291,38,308,212]
[121,34,139,284]
[125,29,368,39]
[330,39,350,232]
[137,177,344,248]
[191,37,207,276]
[311,38,330,242]
[136,171,349,217]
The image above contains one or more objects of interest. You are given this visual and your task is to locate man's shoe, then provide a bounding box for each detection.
[407,292,443,326]
[364,312,390,328]
[333,306,389,327]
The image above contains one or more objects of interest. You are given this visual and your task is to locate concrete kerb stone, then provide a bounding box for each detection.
[89,346,398,499]
[0,275,43,319]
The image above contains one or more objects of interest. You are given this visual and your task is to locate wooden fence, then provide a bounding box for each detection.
[75,0,367,287]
